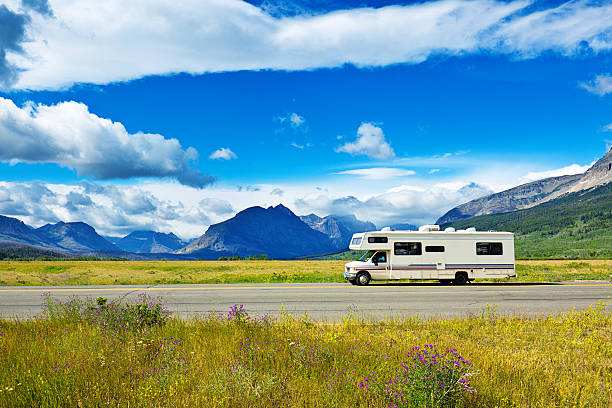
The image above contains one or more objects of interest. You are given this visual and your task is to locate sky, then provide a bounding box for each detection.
[0,0,611,239]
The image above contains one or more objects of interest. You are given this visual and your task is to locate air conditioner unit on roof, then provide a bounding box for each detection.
[418,225,440,232]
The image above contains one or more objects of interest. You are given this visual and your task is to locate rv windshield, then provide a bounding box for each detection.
[358,251,375,262]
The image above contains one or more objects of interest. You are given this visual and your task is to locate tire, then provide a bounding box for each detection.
[454,272,468,285]
[356,272,371,286]
[348,279,357,285]
[439,279,452,285]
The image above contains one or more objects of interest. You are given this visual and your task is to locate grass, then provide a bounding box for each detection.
[0,259,611,286]
[0,295,610,407]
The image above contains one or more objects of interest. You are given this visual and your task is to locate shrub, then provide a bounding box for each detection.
[41,292,171,333]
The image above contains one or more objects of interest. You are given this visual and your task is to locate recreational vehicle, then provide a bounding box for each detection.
[344,225,515,285]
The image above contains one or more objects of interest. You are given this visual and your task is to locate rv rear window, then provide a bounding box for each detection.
[394,242,422,255]
[476,242,503,255]
[351,237,362,246]
[425,245,445,252]
[368,237,388,243]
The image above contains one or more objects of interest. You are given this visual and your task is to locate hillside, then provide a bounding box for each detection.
[446,182,612,259]
[176,204,336,259]
[437,147,612,224]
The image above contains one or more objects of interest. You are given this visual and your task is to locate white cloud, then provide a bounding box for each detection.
[5,0,612,90]
[270,188,284,196]
[335,167,415,180]
[289,112,305,127]
[603,124,612,132]
[429,169,440,174]
[209,148,237,160]
[521,163,593,182]
[580,74,612,96]
[0,97,213,188]
[290,142,304,149]
[336,123,395,160]
[294,182,494,226]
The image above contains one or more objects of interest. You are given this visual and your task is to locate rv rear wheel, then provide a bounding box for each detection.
[356,272,371,286]
[454,272,468,285]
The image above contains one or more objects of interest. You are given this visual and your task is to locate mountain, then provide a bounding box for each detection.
[115,230,187,253]
[0,215,58,249]
[176,204,335,259]
[437,148,612,225]
[447,182,612,259]
[299,214,376,250]
[37,222,120,252]
[389,223,418,231]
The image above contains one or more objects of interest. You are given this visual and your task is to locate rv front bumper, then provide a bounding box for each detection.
[344,267,356,280]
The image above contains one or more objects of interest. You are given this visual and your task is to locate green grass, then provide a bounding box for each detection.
[0,296,610,407]
[0,259,610,286]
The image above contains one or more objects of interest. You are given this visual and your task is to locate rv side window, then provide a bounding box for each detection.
[351,237,362,246]
[394,242,422,255]
[368,237,388,243]
[476,242,503,255]
[425,245,445,252]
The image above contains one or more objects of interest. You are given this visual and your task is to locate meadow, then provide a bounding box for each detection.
[0,259,610,286]
[0,294,610,407]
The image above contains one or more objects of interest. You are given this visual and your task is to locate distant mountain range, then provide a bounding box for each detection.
[177,204,347,259]
[114,231,187,253]
[299,213,376,250]
[437,147,612,225]
[0,205,377,259]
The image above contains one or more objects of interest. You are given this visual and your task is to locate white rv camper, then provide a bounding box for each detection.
[344,225,515,285]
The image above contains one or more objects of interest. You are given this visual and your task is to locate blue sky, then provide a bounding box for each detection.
[0,0,611,238]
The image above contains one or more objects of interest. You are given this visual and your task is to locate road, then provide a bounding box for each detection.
[0,282,610,320]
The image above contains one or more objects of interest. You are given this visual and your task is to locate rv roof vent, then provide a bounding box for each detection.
[381,227,391,231]
[418,224,440,232]
[445,227,455,232]
[466,227,476,232]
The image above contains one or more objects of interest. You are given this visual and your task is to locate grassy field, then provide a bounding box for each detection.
[0,259,610,286]
[0,294,610,407]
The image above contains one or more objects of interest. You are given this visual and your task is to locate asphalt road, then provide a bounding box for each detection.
[0,282,610,320]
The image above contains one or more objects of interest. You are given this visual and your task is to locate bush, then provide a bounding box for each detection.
[41,292,171,333]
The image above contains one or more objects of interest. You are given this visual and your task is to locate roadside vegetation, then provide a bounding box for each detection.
[0,295,609,407]
[0,259,610,286]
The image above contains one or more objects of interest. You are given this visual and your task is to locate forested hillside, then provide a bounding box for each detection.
[447,183,612,259]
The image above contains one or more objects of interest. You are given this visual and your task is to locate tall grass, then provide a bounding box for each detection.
[0,295,610,407]
[0,259,610,286]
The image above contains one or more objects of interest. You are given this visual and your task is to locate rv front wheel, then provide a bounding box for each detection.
[356,272,371,286]
[454,272,468,285]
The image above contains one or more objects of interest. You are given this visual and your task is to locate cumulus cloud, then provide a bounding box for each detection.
[22,0,53,16]
[5,0,612,90]
[521,163,593,182]
[0,5,29,88]
[199,198,234,215]
[336,123,395,160]
[580,74,612,96]
[335,167,415,180]
[294,182,494,226]
[0,97,213,188]
[209,148,237,160]
[270,188,284,196]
